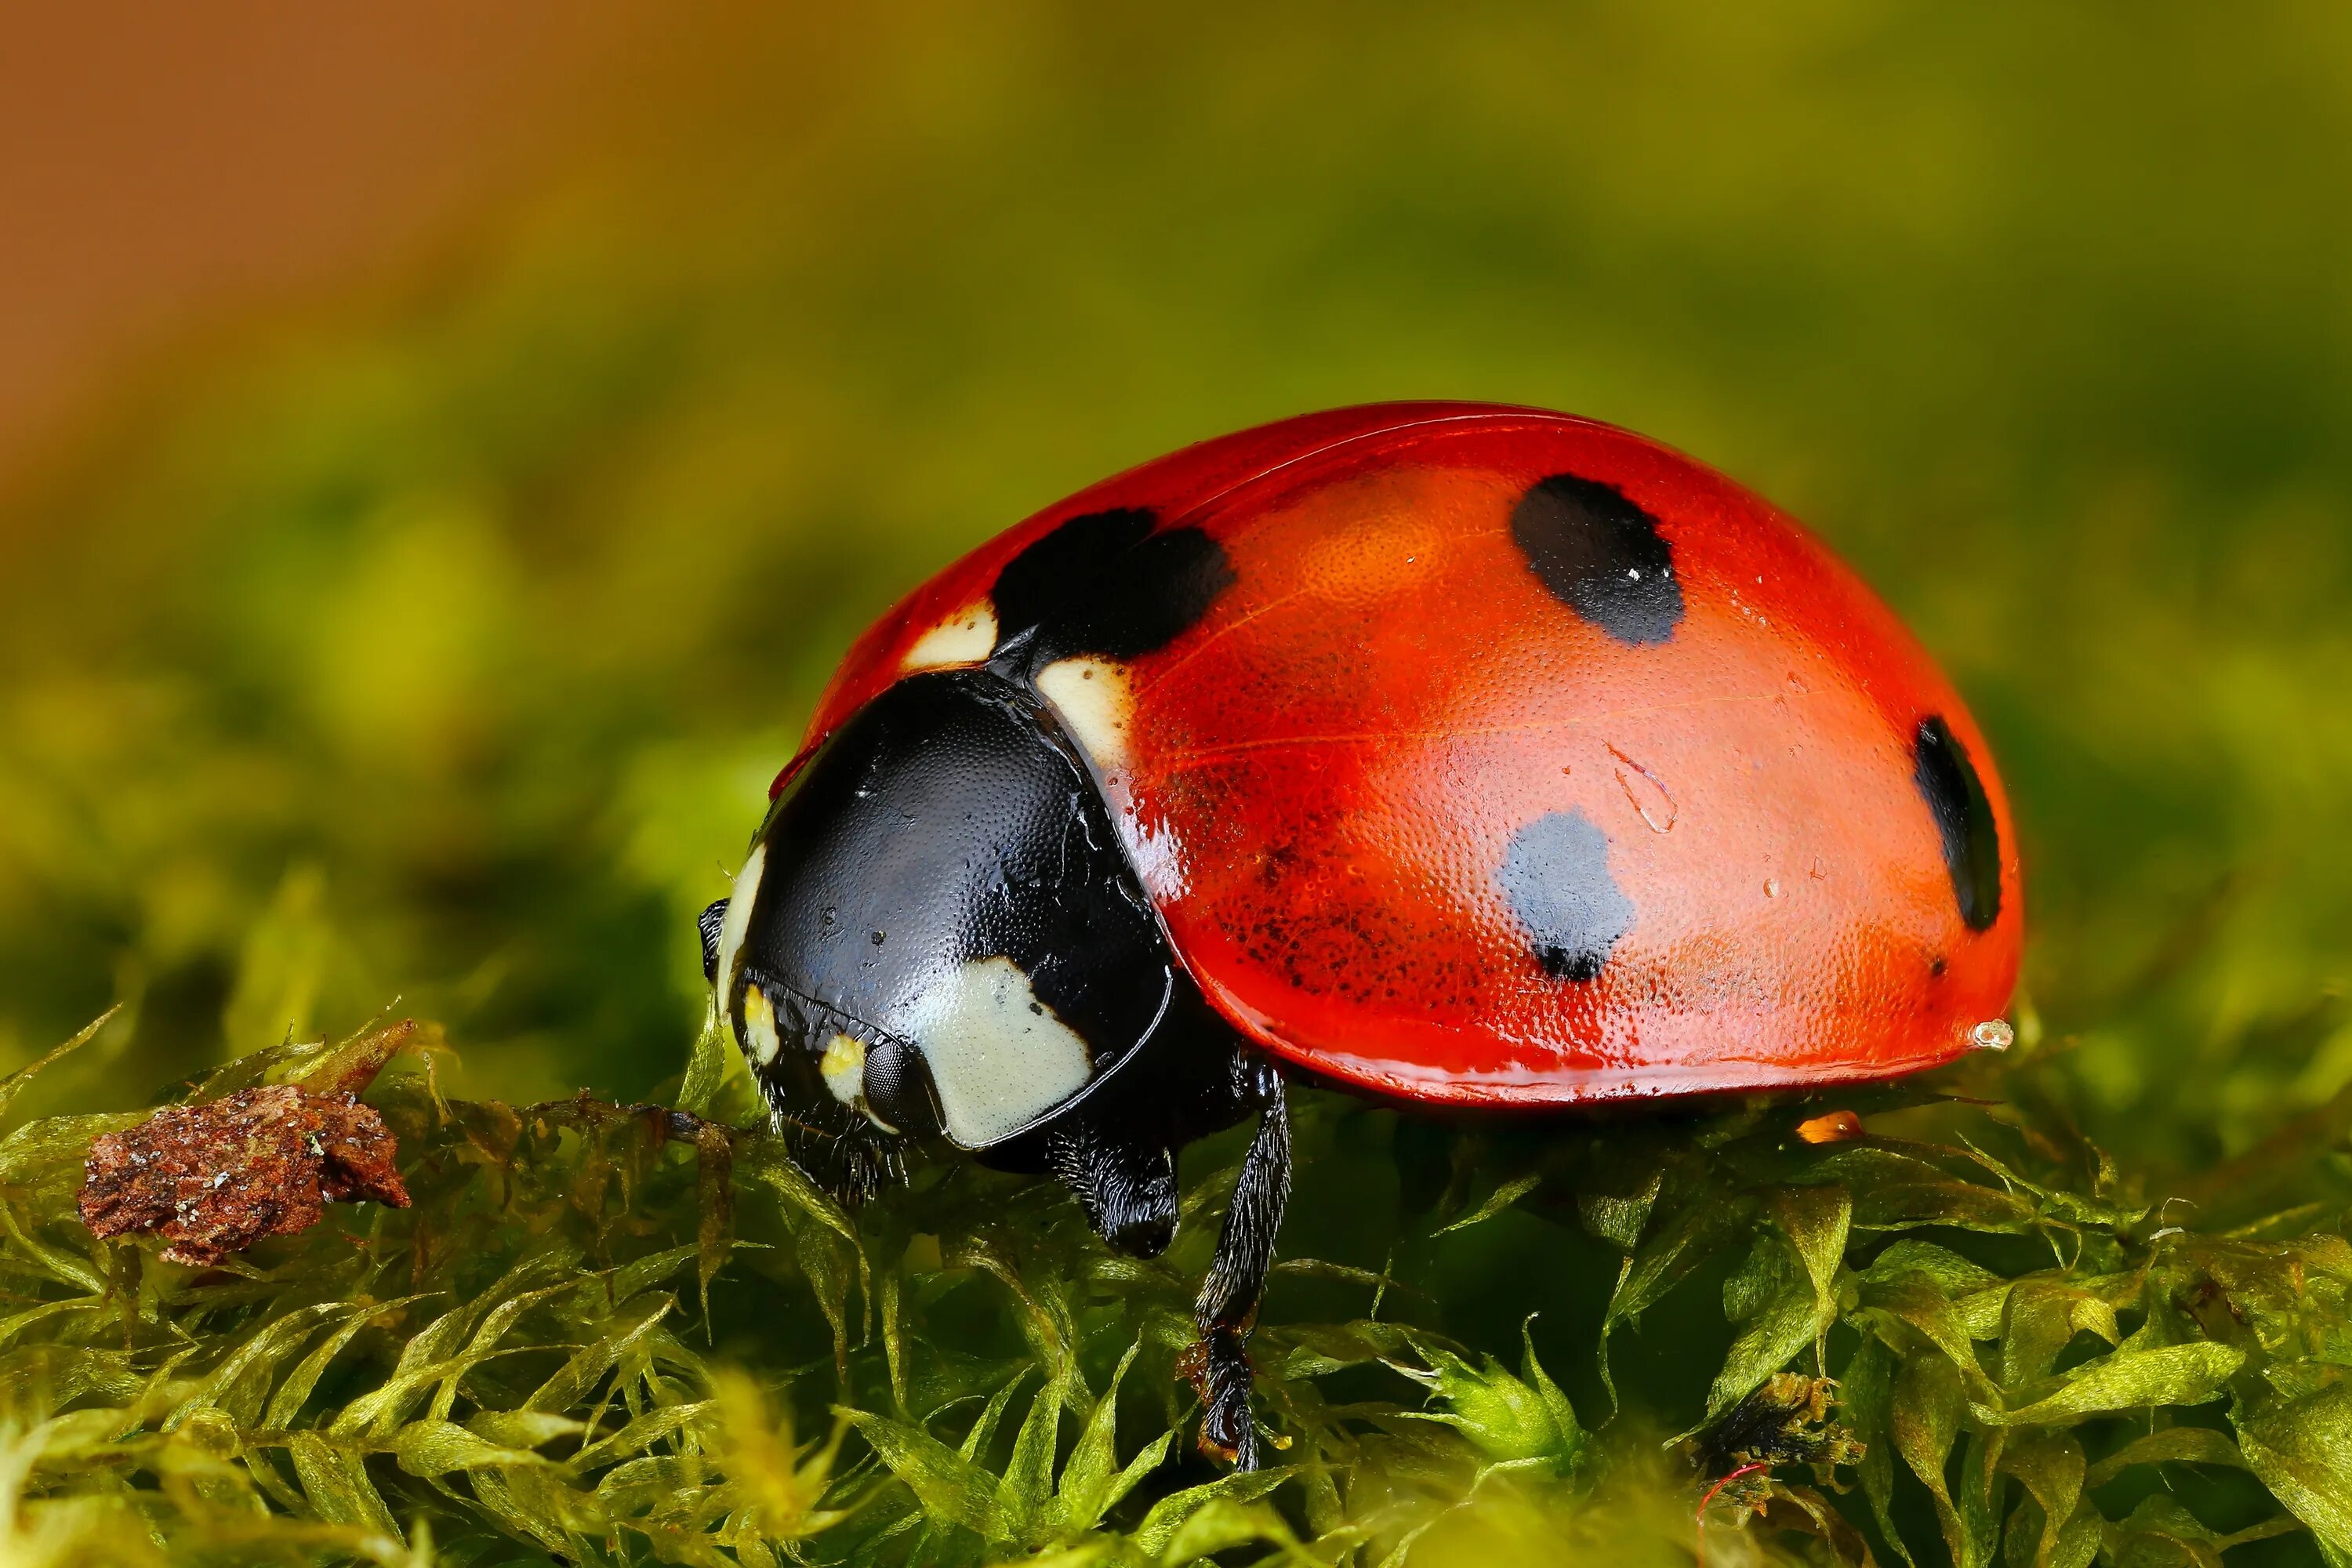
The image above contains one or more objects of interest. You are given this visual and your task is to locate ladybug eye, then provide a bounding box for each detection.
[861,1037,942,1138]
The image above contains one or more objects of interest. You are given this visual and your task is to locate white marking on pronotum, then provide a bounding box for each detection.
[898,957,1093,1147]
[1036,655,1133,772]
[713,842,766,1022]
[742,985,782,1065]
[818,1033,866,1105]
[902,604,998,672]
[1970,1018,2015,1051]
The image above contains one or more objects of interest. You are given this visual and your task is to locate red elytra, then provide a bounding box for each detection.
[781,402,2023,1107]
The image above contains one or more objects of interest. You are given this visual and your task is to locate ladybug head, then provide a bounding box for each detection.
[699,669,1181,1200]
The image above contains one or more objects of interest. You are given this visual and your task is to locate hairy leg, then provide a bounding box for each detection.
[1045,1119,1178,1257]
[1193,1060,1290,1469]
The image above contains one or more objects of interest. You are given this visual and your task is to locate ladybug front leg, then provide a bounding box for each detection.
[1045,1120,1178,1258]
[1192,1058,1290,1470]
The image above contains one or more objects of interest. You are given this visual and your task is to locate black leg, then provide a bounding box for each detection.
[1193,1059,1290,1469]
[1045,1120,1178,1257]
[697,898,728,982]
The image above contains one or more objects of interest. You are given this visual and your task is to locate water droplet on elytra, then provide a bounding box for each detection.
[1764,879,1781,898]
[1608,745,1678,833]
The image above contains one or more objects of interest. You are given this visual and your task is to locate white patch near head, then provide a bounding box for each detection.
[742,984,782,1065]
[898,957,1093,1147]
[714,842,766,1018]
[902,604,998,672]
[818,1033,866,1104]
[1036,656,1133,772]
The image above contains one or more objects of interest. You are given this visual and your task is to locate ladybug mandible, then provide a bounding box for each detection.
[699,402,2023,1468]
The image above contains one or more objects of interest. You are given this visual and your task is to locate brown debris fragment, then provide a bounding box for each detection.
[78,1083,411,1266]
[1689,1374,1865,1481]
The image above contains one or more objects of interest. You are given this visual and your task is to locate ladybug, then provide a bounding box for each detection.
[699,402,2022,1468]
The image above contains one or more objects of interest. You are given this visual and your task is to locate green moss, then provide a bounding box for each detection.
[0,1014,2342,1565]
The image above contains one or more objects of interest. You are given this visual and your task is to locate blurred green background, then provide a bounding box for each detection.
[3,0,2350,1192]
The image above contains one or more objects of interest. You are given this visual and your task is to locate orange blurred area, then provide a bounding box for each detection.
[0,0,670,497]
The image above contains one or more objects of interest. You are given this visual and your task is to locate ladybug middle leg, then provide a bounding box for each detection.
[1001,980,1292,1468]
[1192,1058,1290,1470]
[1029,1044,1292,1468]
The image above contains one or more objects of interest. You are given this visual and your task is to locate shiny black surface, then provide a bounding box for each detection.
[1510,470,1685,645]
[734,667,1176,1150]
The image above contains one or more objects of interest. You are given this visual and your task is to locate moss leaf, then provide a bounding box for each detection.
[2235,1377,2352,1561]
[1992,1341,2245,1426]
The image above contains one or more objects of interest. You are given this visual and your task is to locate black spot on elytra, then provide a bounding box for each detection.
[991,507,1236,671]
[1510,473,1683,644]
[1913,715,2001,932]
[1497,809,1635,982]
